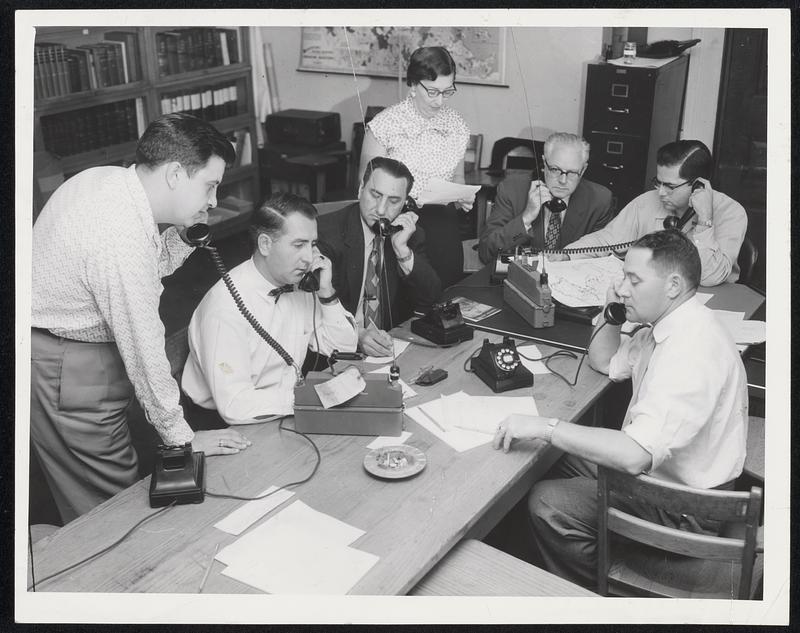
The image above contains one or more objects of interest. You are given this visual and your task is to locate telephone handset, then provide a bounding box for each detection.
[603,302,627,326]
[470,336,534,393]
[371,197,419,238]
[298,268,321,292]
[663,180,705,230]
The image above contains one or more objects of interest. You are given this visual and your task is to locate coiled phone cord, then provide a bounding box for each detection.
[204,245,302,384]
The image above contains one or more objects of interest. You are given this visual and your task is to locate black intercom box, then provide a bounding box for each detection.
[265,109,341,146]
[149,444,206,508]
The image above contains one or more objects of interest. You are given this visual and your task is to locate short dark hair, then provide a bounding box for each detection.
[249,192,317,252]
[135,113,235,176]
[362,156,415,195]
[633,229,701,290]
[656,140,713,181]
[406,46,457,86]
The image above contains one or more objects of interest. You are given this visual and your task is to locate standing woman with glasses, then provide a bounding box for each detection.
[359,46,472,289]
[562,139,747,286]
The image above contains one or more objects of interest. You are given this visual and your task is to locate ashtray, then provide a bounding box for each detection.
[363,445,427,480]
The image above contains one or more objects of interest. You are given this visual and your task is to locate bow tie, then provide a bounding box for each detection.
[268,284,294,302]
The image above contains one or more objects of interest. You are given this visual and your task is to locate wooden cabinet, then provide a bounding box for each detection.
[32,26,260,233]
[582,56,689,211]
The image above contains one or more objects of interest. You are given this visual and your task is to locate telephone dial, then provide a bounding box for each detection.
[470,336,534,393]
[663,180,705,230]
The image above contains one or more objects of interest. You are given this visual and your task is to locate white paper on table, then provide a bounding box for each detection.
[516,344,551,375]
[608,55,678,69]
[366,431,412,449]
[314,365,366,408]
[439,392,539,435]
[221,540,379,595]
[406,394,491,452]
[544,256,624,307]
[416,177,481,207]
[217,500,364,567]
[213,486,295,535]
[363,338,411,364]
[695,292,713,305]
[733,320,766,345]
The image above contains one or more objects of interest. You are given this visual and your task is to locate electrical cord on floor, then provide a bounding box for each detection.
[27,501,177,591]
[205,418,321,501]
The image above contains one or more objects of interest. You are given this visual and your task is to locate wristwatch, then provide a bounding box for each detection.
[543,418,560,444]
[396,251,413,264]
[696,219,713,228]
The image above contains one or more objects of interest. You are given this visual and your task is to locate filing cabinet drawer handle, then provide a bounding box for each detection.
[606,106,630,114]
[602,163,624,170]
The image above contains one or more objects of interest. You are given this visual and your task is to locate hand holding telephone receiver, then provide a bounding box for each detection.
[298,268,320,292]
[603,302,627,326]
[663,180,705,230]
[371,197,418,238]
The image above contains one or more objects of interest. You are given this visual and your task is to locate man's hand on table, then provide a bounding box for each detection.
[193,429,252,455]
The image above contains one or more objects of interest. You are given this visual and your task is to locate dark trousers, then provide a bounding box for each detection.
[30,328,139,524]
[416,203,463,290]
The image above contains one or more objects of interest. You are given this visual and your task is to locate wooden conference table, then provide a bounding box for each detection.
[30,324,611,595]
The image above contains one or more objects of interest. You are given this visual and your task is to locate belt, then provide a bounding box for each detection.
[31,327,109,344]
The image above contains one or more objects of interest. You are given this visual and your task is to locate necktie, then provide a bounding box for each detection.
[622,326,656,427]
[268,284,294,303]
[363,237,382,328]
[545,198,567,249]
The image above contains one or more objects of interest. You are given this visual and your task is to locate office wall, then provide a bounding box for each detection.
[257,26,603,166]
[256,26,722,166]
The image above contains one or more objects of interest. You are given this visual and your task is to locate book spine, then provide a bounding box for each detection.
[156,33,168,78]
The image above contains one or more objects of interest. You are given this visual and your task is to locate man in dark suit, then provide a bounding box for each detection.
[317,156,442,357]
[478,132,614,264]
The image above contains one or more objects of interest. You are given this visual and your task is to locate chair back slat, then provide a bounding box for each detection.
[607,509,745,561]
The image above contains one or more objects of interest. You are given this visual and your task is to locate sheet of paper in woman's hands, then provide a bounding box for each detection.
[417,178,480,206]
[363,338,410,363]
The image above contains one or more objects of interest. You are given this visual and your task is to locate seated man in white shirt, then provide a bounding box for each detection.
[562,140,747,286]
[493,229,748,588]
[182,193,358,426]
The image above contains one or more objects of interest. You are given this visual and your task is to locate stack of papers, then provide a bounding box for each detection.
[216,500,378,594]
[543,256,624,308]
[405,391,539,452]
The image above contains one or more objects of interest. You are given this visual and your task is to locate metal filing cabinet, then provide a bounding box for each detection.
[582,55,690,211]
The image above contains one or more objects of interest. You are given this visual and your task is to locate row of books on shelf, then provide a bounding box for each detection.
[156,28,240,77]
[160,83,240,121]
[34,32,142,100]
[40,98,146,157]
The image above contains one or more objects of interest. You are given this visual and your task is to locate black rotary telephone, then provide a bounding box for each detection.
[663,180,705,230]
[470,336,534,393]
[410,299,474,345]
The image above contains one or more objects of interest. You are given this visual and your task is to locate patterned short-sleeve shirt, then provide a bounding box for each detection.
[367,95,470,201]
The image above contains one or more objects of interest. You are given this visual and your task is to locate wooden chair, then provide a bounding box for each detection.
[743,415,765,483]
[464,133,483,174]
[737,234,759,287]
[486,137,544,175]
[597,466,762,599]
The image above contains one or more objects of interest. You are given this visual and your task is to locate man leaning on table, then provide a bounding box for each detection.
[182,193,358,427]
[477,132,614,264]
[31,114,252,525]
[493,229,748,589]
[562,140,747,286]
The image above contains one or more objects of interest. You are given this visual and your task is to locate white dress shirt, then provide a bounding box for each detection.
[608,295,748,488]
[32,165,195,445]
[182,257,358,425]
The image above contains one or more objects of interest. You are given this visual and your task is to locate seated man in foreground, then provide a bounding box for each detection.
[182,193,358,426]
[563,140,747,286]
[493,229,748,588]
[478,132,613,264]
[317,156,442,357]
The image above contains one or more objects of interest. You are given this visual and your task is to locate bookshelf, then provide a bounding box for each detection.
[33,26,260,234]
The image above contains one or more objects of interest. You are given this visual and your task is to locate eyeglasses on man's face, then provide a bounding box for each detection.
[651,177,691,192]
[544,159,584,181]
[417,81,457,99]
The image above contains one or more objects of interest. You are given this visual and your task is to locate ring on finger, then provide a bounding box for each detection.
[218,439,223,447]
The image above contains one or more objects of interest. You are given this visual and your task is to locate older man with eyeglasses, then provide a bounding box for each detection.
[562,140,747,286]
[478,132,614,264]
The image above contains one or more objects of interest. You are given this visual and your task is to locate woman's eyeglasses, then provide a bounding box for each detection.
[417,81,457,99]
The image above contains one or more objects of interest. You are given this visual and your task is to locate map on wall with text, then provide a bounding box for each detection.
[299,26,506,86]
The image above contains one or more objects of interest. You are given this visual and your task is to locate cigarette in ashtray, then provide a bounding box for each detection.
[378,450,409,470]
